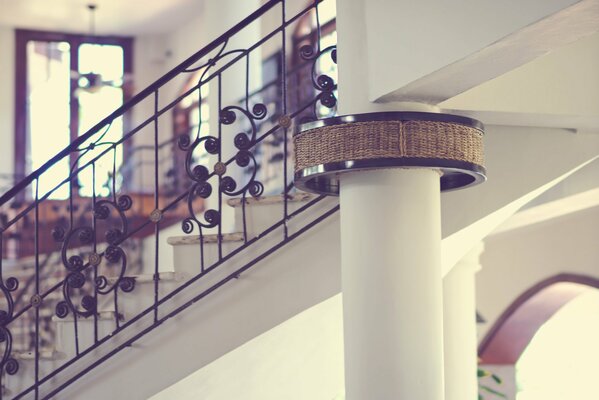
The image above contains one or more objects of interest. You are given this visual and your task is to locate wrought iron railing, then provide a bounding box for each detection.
[0,73,280,358]
[0,0,338,398]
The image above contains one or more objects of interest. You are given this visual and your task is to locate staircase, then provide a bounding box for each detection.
[3,0,599,398]
[2,193,340,399]
[0,0,339,398]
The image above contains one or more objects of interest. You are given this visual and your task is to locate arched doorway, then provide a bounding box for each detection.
[479,274,599,398]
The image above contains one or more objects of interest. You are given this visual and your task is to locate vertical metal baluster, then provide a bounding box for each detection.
[69,160,80,357]
[281,0,289,239]
[21,310,25,352]
[111,148,121,330]
[69,180,74,228]
[112,148,117,203]
[242,55,251,244]
[112,149,121,330]
[153,90,160,324]
[217,73,223,262]
[73,312,80,356]
[241,193,248,243]
[33,179,40,400]
[315,0,322,52]
[312,0,322,124]
[92,162,98,343]
[199,227,205,273]
[113,290,119,330]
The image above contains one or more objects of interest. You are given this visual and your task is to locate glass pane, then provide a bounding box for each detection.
[26,41,71,199]
[78,43,124,84]
[77,43,125,197]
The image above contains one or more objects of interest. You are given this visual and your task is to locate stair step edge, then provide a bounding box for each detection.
[106,271,188,285]
[226,192,314,208]
[12,349,66,361]
[51,310,119,323]
[167,232,245,246]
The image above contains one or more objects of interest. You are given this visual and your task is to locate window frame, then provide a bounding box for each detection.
[14,29,133,192]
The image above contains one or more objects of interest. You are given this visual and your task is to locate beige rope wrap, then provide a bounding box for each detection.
[294,120,484,172]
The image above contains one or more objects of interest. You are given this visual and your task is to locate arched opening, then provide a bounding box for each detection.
[479,274,599,398]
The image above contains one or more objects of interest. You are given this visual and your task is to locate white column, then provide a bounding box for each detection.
[339,168,444,400]
[443,243,484,400]
[336,1,445,399]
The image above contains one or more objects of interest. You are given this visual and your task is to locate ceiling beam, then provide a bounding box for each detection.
[370,0,599,104]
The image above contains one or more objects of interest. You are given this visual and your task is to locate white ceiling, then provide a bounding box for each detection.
[0,0,204,36]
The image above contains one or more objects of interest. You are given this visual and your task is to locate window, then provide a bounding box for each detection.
[15,30,133,199]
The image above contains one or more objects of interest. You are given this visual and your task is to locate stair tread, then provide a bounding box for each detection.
[28,308,57,318]
[12,349,66,361]
[226,192,314,207]
[167,232,245,246]
[2,252,62,272]
[52,310,119,323]
[106,271,187,285]
[2,255,42,270]
[8,324,55,335]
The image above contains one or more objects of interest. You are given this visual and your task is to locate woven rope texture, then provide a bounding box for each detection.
[294,120,484,172]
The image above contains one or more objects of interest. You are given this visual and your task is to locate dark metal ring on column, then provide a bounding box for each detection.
[294,112,486,196]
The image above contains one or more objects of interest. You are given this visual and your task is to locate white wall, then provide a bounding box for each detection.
[152,294,345,400]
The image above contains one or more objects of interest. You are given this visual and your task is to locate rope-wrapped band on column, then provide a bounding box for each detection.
[294,112,486,195]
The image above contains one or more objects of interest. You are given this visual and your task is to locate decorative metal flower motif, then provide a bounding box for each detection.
[53,195,135,320]
[0,275,19,376]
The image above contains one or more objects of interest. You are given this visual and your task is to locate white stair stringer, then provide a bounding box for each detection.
[53,311,124,361]
[3,349,66,400]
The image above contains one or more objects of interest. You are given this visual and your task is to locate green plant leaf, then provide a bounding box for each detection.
[491,374,503,384]
[480,385,507,398]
